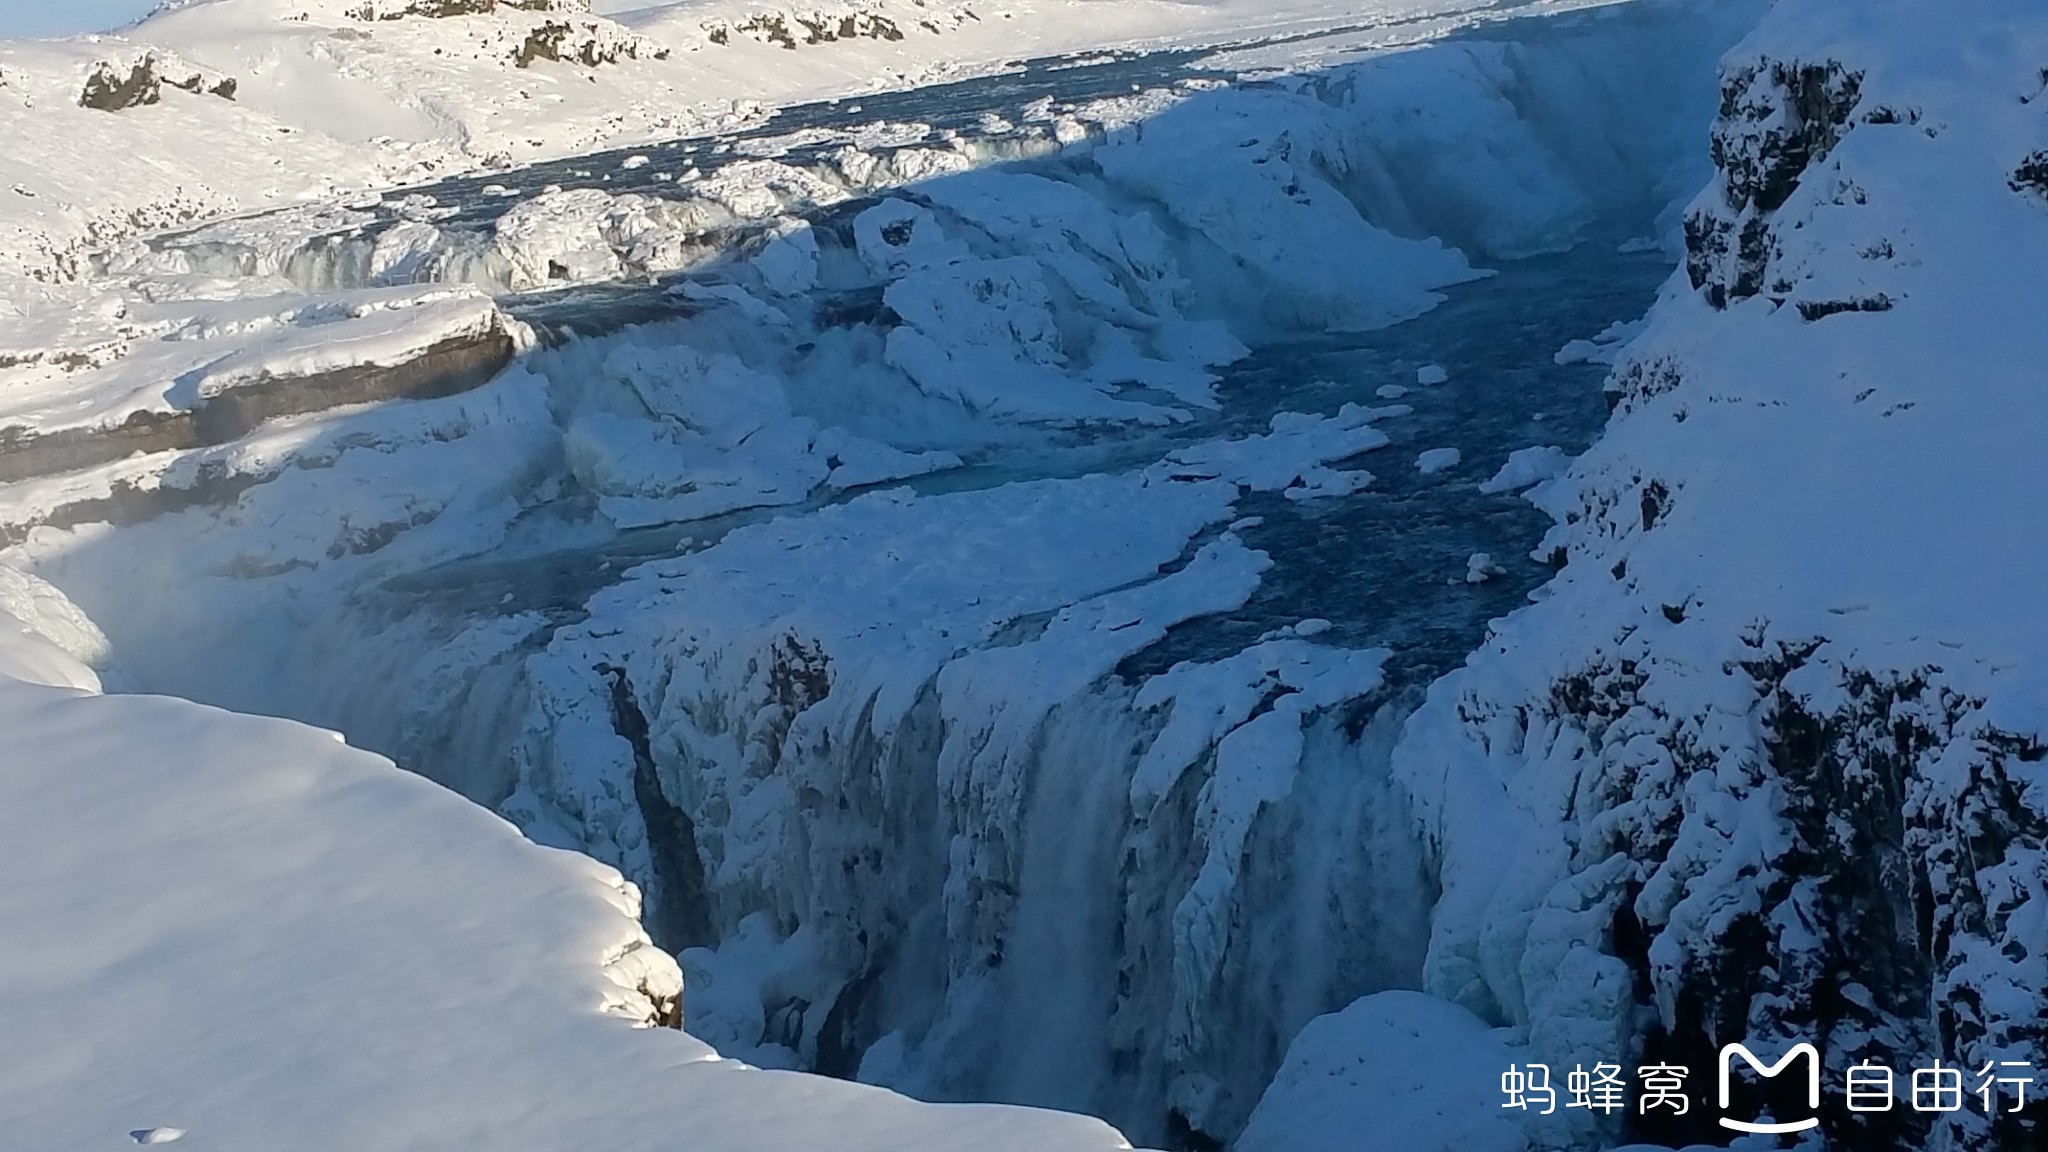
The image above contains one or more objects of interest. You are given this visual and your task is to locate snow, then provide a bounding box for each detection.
[750,219,819,295]
[1552,317,1646,365]
[0,0,1654,291]
[1416,363,1450,385]
[885,254,1173,425]
[1478,444,1570,494]
[1415,446,1462,474]
[0,281,514,440]
[1236,991,1533,1152]
[1156,405,1398,501]
[0,563,1141,1152]
[1090,84,1483,333]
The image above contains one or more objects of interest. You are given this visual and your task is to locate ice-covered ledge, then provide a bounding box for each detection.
[0,569,1140,1152]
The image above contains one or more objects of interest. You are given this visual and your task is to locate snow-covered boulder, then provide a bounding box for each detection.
[1238,991,1535,1152]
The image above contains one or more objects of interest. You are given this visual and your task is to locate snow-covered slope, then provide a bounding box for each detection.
[1389,1,2048,1148]
[0,564,1144,1151]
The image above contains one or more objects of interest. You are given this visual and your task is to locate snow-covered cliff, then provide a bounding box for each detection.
[1386,1,2048,1148]
[0,560,1157,1152]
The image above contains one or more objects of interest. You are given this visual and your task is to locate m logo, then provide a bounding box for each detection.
[1718,1043,1822,1134]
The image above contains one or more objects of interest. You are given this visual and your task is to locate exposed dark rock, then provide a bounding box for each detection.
[1529,634,2048,1152]
[1862,104,1920,126]
[706,10,906,49]
[512,20,667,68]
[1717,61,1865,215]
[79,60,160,111]
[637,977,683,1030]
[2012,151,2048,199]
[79,55,238,111]
[794,12,904,44]
[599,664,716,953]
[1686,59,1864,308]
[1606,354,1684,414]
[0,466,263,548]
[1163,1109,1225,1152]
[0,324,516,487]
[174,73,238,100]
[1796,293,1895,321]
[347,0,586,19]
[324,508,442,561]
[1639,480,1669,531]
[734,14,797,50]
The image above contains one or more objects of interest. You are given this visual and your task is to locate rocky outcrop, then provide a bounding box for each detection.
[346,0,588,19]
[0,321,518,487]
[334,0,666,68]
[2013,151,2048,199]
[702,6,978,49]
[513,20,669,68]
[79,54,238,112]
[1463,640,2044,1150]
[1683,59,1863,308]
[705,11,907,49]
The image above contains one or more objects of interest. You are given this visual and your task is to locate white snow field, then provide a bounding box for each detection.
[10,0,2042,1150]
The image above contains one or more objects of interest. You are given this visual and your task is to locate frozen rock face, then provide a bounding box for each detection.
[1682,55,1863,309]
[0,285,523,491]
[1395,2,2048,1150]
[507,479,1435,1144]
